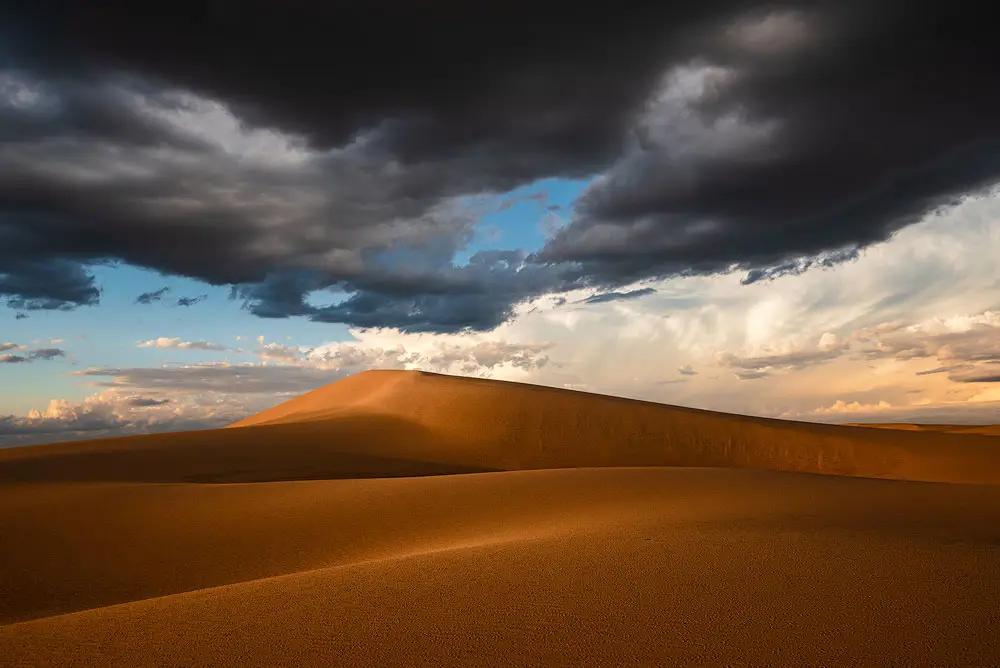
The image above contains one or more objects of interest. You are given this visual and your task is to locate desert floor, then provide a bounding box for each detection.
[2,371,999,666]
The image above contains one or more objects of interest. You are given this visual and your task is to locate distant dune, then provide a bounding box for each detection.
[2,370,999,666]
[844,422,1000,436]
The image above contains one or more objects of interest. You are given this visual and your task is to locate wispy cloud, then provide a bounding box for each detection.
[134,287,170,305]
[176,295,208,307]
[137,337,226,351]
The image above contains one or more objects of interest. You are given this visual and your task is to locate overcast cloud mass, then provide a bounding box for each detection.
[2,1,1000,444]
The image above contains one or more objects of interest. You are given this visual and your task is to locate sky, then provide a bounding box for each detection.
[2,0,1000,446]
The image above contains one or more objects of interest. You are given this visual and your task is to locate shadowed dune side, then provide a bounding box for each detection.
[3,468,1000,666]
[0,413,499,485]
[4,370,1000,485]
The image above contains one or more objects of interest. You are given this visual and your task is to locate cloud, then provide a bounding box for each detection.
[580,287,656,305]
[28,347,65,360]
[0,345,65,363]
[811,399,894,416]
[852,310,1000,382]
[678,365,697,376]
[254,338,303,363]
[0,388,245,447]
[125,396,171,407]
[539,7,1000,285]
[1,260,100,311]
[1,2,997,331]
[718,344,847,374]
[134,286,169,304]
[137,337,226,351]
[70,363,339,395]
[176,295,207,307]
[789,399,1000,426]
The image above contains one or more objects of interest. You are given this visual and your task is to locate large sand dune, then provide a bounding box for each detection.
[2,370,999,666]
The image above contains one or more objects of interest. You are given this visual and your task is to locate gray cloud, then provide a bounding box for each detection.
[176,294,207,307]
[134,287,169,304]
[71,363,344,395]
[735,370,769,380]
[29,347,65,360]
[126,396,171,407]
[580,287,656,305]
[719,346,846,373]
[2,1,999,330]
[0,345,65,363]
[854,314,1000,383]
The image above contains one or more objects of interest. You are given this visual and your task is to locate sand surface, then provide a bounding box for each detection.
[2,370,999,666]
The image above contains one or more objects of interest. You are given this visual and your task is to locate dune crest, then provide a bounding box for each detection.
[227,370,1000,484]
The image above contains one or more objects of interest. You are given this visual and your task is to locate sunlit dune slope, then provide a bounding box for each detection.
[4,370,1000,485]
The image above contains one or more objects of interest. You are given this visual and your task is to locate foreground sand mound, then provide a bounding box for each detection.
[3,468,1000,666]
[4,370,1000,485]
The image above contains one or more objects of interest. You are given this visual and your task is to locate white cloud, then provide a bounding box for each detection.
[138,337,227,351]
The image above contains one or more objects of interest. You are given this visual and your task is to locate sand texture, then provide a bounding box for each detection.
[2,370,999,666]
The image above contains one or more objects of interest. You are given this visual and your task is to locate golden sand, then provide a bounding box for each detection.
[2,370,999,666]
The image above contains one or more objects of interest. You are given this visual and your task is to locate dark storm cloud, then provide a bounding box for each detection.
[234,251,583,332]
[2,0,999,331]
[134,287,170,304]
[0,260,100,311]
[540,3,1000,283]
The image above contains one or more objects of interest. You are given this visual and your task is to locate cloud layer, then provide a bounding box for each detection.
[1,1,998,330]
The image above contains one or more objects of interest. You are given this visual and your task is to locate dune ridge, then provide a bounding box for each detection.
[3,370,1000,666]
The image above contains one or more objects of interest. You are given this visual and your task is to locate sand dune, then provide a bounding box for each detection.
[2,370,1000,666]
